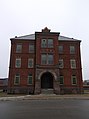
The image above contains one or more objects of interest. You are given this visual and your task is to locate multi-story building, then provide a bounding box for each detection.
[0,78,8,91]
[8,27,83,94]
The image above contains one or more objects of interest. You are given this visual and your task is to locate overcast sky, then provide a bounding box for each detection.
[0,0,89,80]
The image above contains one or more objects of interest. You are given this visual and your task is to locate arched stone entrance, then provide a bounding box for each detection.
[41,72,53,89]
[35,70,60,94]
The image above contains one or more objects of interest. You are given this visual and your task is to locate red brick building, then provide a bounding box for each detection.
[8,27,83,94]
[0,78,8,91]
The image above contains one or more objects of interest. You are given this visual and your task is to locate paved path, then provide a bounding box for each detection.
[0,94,89,101]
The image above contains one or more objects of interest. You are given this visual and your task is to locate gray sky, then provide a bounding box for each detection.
[0,0,89,80]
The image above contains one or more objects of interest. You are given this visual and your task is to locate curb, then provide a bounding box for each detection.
[0,94,89,101]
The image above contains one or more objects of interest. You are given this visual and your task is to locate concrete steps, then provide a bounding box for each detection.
[41,89,54,94]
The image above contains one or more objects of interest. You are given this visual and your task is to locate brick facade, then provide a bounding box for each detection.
[8,27,83,94]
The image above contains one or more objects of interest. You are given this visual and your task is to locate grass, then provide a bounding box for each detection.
[0,92,25,97]
[0,93,89,97]
[0,90,89,98]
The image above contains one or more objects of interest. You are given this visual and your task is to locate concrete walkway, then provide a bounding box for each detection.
[0,94,89,101]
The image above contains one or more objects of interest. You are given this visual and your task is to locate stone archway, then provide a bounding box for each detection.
[35,70,60,94]
[41,72,53,89]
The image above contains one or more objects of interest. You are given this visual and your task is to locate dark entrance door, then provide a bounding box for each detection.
[41,72,53,89]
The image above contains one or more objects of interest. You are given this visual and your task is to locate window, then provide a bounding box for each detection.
[15,58,21,68]
[70,59,76,69]
[41,39,47,48]
[14,74,20,85]
[71,75,77,85]
[60,75,64,85]
[41,39,54,48]
[48,54,53,64]
[41,54,47,64]
[41,54,54,65]
[28,74,32,85]
[16,44,22,53]
[48,39,53,48]
[70,46,75,54]
[29,44,34,53]
[59,46,63,54]
[59,59,64,68]
[28,59,33,68]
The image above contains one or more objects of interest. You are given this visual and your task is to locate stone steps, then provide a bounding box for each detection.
[41,89,54,94]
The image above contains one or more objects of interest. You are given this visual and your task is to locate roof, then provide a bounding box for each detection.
[14,34,35,40]
[59,35,80,41]
[0,78,8,80]
[11,34,80,41]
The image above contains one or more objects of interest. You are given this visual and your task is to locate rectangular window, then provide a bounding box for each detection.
[48,54,53,64]
[28,74,32,85]
[16,44,22,53]
[71,75,77,85]
[15,58,21,68]
[41,39,47,48]
[60,75,64,85]
[59,46,63,54]
[41,54,47,64]
[14,74,20,85]
[28,59,33,68]
[48,39,53,48]
[70,46,75,54]
[59,59,64,68]
[29,44,34,53]
[70,59,76,69]
[41,54,54,65]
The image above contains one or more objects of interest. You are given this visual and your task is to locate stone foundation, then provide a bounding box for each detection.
[60,87,84,94]
[7,87,34,94]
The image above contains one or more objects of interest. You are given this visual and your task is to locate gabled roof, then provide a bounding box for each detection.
[12,34,80,41]
[59,35,80,41]
[14,34,35,40]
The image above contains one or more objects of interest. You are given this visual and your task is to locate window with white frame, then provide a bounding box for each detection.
[14,74,20,85]
[28,59,33,68]
[16,44,22,53]
[59,45,63,54]
[59,59,64,68]
[60,75,64,85]
[15,58,21,68]
[28,74,32,85]
[41,54,53,65]
[70,46,75,54]
[71,75,77,85]
[48,39,53,48]
[41,54,47,64]
[29,44,34,53]
[70,59,76,69]
[41,39,47,48]
[48,54,53,64]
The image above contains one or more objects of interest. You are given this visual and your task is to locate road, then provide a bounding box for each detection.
[0,99,89,119]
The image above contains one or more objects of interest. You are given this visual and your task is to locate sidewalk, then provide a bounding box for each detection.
[0,94,89,101]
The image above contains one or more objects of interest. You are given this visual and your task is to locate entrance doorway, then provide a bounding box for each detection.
[41,72,53,89]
